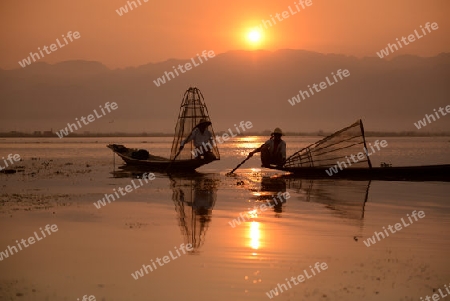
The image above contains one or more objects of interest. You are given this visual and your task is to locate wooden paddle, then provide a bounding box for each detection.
[226,152,254,176]
[166,146,183,173]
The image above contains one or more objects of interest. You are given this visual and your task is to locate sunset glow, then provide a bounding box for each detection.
[247,29,263,46]
[0,1,449,300]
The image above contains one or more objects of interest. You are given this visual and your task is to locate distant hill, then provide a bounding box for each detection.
[1,50,449,134]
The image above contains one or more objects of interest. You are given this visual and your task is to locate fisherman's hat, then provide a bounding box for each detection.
[272,127,283,136]
[197,118,212,127]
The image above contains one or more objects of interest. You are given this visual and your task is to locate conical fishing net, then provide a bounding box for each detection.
[284,119,372,168]
[170,87,220,160]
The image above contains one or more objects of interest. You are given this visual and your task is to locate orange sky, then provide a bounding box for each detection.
[1,0,449,69]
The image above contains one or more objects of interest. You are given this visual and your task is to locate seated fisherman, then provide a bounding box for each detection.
[249,127,286,167]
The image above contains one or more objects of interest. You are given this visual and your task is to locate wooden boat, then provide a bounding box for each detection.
[269,120,450,181]
[107,87,220,172]
[107,144,216,172]
[270,164,450,181]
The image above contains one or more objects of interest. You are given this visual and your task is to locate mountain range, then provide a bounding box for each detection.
[1,49,449,134]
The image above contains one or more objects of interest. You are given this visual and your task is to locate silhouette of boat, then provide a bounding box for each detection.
[269,120,450,181]
[107,144,215,172]
[273,164,450,181]
[107,87,220,172]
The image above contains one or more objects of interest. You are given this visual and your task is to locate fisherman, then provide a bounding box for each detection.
[180,118,216,160]
[249,128,286,167]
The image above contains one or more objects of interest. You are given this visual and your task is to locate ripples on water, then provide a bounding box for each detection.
[0,137,449,300]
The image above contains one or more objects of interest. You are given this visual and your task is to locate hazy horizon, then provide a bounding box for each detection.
[2,48,450,71]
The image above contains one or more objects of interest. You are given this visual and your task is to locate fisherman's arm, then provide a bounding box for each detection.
[180,129,198,148]
[249,140,270,156]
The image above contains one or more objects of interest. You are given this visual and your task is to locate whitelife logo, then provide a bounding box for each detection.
[414,105,450,129]
[0,153,21,171]
[363,210,425,247]
[376,22,439,59]
[18,31,81,68]
[115,0,149,16]
[265,262,328,299]
[0,224,59,261]
[325,140,388,176]
[131,243,193,280]
[228,192,290,228]
[191,121,253,158]
[253,0,313,33]
[287,69,350,106]
[56,102,118,138]
[76,295,96,301]
[93,173,155,209]
[419,283,450,301]
[153,50,215,87]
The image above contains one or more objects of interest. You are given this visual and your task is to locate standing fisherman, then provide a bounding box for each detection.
[179,119,216,160]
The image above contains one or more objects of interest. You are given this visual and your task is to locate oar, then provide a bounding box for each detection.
[166,146,183,173]
[226,152,254,176]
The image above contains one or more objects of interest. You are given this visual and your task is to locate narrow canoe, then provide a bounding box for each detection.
[270,164,450,181]
[107,144,216,172]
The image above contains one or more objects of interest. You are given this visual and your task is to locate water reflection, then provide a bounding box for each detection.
[247,176,289,217]
[170,174,219,253]
[111,166,219,253]
[249,221,261,250]
[239,175,371,255]
[285,177,371,221]
[241,174,370,233]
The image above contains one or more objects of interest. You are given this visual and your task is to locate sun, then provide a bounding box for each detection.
[247,29,263,45]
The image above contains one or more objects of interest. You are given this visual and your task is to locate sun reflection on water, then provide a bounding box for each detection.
[249,221,261,254]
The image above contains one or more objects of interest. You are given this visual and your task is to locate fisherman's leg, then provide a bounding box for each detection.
[273,153,285,167]
[203,151,217,161]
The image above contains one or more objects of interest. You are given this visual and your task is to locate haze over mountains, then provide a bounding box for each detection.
[1,49,449,134]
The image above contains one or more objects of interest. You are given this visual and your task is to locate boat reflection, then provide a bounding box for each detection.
[111,166,219,253]
[241,174,370,223]
[247,176,289,217]
[238,175,371,254]
[284,177,371,221]
[169,174,219,253]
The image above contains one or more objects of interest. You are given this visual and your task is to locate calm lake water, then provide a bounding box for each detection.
[0,136,449,301]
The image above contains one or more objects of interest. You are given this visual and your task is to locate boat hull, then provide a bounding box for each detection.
[272,164,450,181]
[107,144,217,172]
